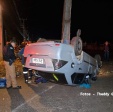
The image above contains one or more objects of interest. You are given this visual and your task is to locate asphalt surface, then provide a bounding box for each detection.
[0,61,113,112]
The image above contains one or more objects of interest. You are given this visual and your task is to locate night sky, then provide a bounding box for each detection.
[1,0,113,43]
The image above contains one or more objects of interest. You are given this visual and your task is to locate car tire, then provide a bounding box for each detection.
[92,76,97,81]
[94,54,102,68]
[74,37,83,56]
[72,73,85,84]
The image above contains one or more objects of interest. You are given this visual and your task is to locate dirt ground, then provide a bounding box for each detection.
[0,59,113,112]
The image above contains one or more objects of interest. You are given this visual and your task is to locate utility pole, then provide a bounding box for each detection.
[61,0,72,44]
[0,4,3,60]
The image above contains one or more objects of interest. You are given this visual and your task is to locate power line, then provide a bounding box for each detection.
[13,0,21,20]
[12,0,29,40]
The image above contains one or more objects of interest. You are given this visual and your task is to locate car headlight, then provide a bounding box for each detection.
[52,59,67,70]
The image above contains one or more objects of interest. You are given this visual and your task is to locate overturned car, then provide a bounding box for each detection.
[24,37,102,86]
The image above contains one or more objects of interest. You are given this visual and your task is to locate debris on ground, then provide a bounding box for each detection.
[79,83,91,89]
[0,77,6,88]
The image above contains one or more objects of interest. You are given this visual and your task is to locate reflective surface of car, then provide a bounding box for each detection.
[24,40,102,86]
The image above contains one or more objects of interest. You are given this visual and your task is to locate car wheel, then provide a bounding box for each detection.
[94,54,102,68]
[74,37,83,56]
[92,76,97,81]
[72,73,85,84]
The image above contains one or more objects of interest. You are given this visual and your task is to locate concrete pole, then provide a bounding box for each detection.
[0,4,3,60]
[61,0,72,44]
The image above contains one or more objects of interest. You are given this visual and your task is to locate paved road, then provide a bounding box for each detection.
[0,61,113,112]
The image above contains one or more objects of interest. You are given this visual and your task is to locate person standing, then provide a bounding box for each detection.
[18,42,33,83]
[104,41,109,61]
[3,40,21,89]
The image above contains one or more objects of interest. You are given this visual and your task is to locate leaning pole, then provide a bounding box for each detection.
[0,4,3,60]
[61,0,72,44]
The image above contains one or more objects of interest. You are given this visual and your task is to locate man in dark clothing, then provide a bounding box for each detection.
[3,40,21,89]
[18,42,33,83]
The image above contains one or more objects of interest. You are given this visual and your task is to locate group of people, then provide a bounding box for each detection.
[3,39,33,89]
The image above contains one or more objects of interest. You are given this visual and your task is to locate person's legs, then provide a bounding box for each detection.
[28,69,33,79]
[4,61,12,87]
[9,63,18,87]
[106,51,109,61]
[23,67,29,83]
[104,52,107,61]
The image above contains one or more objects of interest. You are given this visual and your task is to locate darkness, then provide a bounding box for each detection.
[1,0,113,44]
